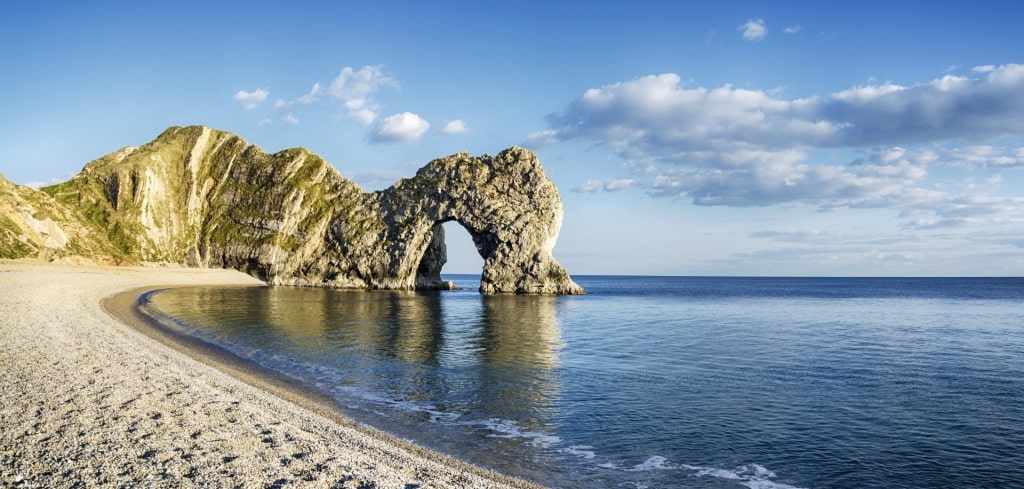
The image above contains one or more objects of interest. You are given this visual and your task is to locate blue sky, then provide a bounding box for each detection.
[3,1,1023,276]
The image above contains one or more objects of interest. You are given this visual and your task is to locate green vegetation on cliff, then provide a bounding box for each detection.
[0,125,583,294]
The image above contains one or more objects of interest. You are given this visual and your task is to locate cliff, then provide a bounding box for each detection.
[1,126,583,294]
[0,172,118,262]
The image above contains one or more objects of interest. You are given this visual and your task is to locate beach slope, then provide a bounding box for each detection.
[0,262,542,488]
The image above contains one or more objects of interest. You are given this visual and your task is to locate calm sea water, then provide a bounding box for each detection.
[142,276,1024,488]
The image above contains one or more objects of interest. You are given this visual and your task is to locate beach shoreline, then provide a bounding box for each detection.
[0,261,544,488]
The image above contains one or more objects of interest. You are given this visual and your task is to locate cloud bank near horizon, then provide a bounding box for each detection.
[531,65,1024,224]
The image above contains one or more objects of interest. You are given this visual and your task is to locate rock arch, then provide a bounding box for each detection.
[366,147,584,294]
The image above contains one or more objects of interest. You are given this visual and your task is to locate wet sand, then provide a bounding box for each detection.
[0,261,544,488]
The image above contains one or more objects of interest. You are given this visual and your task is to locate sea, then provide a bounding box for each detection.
[140,275,1024,488]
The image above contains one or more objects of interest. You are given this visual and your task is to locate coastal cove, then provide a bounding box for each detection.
[142,274,1024,489]
[3,264,1023,488]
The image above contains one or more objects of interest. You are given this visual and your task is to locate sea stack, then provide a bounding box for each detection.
[1,125,584,294]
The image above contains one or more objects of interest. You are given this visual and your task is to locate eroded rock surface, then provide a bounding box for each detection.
[0,126,583,294]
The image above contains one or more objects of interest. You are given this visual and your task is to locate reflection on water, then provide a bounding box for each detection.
[479,295,562,368]
[146,285,564,457]
[145,277,1024,489]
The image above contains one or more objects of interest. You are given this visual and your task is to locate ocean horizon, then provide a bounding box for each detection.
[142,275,1024,488]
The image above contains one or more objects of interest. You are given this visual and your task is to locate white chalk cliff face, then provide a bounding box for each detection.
[2,126,583,294]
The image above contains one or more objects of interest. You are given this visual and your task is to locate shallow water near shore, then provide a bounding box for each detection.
[143,276,1024,488]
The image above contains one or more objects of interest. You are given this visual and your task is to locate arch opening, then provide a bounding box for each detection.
[413,220,487,290]
[441,220,485,275]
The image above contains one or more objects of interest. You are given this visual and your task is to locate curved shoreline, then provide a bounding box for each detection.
[0,262,545,488]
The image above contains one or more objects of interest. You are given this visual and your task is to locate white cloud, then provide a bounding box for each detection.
[541,73,837,166]
[542,65,1024,163]
[574,180,604,193]
[648,160,912,207]
[327,66,395,102]
[370,112,430,143]
[573,178,638,193]
[351,108,378,125]
[783,24,801,34]
[524,129,560,147]
[325,65,396,124]
[605,178,637,191]
[274,83,321,111]
[950,145,1024,170]
[273,66,397,125]
[233,88,268,109]
[538,63,1024,237]
[739,19,767,41]
[281,113,299,125]
[820,65,1024,145]
[440,119,468,134]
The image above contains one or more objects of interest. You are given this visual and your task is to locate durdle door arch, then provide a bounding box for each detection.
[379,148,584,295]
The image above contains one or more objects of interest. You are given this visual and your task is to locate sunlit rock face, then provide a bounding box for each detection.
[371,147,584,294]
[3,125,583,294]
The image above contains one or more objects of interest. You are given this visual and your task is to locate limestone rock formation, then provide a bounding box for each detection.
[368,147,583,294]
[1,125,583,294]
[0,172,117,261]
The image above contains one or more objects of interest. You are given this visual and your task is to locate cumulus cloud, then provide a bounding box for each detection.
[350,108,378,125]
[648,155,922,207]
[273,66,397,125]
[573,180,604,193]
[573,178,637,193]
[605,178,637,191]
[370,112,430,143]
[324,65,397,124]
[440,119,469,134]
[541,73,835,167]
[540,65,1024,210]
[281,113,299,125]
[783,25,801,34]
[739,19,767,41]
[948,145,1024,170]
[274,83,321,111]
[233,88,268,109]
[546,65,1024,156]
[524,129,560,147]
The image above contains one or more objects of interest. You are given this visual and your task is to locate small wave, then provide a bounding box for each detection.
[628,456,675,471]
[683,463,804,489]
[560,445,597,459]
[469,418,561,448]
[598,455,676,472]
[598,457,803,488]
[328,385,462,423]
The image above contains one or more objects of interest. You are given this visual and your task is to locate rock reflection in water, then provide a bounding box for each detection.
[477,295,562,368]
[469,294,564,429]
[148,286,564,432]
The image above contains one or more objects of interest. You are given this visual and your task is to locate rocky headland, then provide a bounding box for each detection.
[0,126,583,294]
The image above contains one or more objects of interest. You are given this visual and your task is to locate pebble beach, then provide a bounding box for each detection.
[0,261,542,488]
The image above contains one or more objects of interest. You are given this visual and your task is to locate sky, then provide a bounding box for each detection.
[2,1,1023,276]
